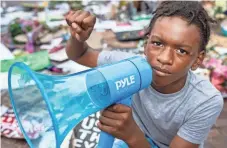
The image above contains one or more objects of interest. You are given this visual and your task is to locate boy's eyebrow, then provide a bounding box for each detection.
[150,35,162,40]
[150,34,192,49]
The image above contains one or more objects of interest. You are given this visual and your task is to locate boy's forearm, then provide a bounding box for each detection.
[127,130,151,148]
[66,36,100,67]
[66,36,88,61]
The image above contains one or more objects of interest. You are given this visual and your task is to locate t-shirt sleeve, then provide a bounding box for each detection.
[177,94,224,144]
[97,51,136,66]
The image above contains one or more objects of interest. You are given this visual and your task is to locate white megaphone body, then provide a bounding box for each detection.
[8,56,152,148]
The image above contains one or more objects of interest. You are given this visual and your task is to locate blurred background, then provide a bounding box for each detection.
[0,1,226,148]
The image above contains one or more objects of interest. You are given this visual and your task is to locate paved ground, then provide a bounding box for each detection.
[204,99,227,148]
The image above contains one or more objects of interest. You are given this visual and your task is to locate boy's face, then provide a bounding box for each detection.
[144,16,205,88]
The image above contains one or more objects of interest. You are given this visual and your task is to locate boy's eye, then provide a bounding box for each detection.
[176,49,188,55]
[152,41,163,47]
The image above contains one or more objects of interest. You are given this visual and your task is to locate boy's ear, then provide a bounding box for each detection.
[144,42,147,55]
[191,50,205,71]
[143,36,149,55]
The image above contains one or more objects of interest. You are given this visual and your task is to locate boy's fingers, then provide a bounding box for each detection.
[65,11,74,26]
[107,104,131,113]
[74,11,90,28]
[65,10,95,31]
[74,10,82,16]
[71,23,82,34]
[70,28,76,37]
[82,15,96,30]
[99,115,118,127]
[75,34,83,42]
[101,110,123,120]
[65,10,73,17]
[66,12,77,26]
[97,122,115,134]
[67,10,81,25]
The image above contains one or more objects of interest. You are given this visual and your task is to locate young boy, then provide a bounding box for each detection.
[65,1,223,148]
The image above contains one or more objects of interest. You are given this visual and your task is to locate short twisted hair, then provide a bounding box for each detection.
[146,1,216,51]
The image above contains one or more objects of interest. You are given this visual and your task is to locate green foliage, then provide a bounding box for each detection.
[9,23,23,37]
[49,1,83,10]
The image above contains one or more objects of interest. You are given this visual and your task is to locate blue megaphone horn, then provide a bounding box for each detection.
[8,56,152,148]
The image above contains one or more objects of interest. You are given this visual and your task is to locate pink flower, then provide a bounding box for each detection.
[213,65,227,79]
[204,58,227,79]
[211,75,225,92]
[204,58,222,68]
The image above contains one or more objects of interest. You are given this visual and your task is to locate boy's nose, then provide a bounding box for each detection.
[157,47,173,65]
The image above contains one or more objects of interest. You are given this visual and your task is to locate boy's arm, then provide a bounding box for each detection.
[127,132,151,148]
[66,36,99,68]
[170,94,223,148]
[65,10,99,68]
[65,10,137,67]
[170,136,199,148]
[98,104,151,148]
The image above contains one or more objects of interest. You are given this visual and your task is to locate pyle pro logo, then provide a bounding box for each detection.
[115,75,135,90]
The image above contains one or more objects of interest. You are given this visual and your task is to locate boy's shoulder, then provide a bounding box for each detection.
[189,71,221,98]
[187,71,223,110]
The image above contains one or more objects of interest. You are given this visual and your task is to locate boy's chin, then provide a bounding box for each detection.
[151,79,171,88]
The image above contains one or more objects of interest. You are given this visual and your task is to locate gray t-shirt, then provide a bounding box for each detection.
[97,51,224,148]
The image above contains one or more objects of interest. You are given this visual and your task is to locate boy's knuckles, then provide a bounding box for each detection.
[69,15,76,23]
[89,15,96,23]
[121,114,129,121]
[116,121,124,129]
[126,107,132,112]
[66,16,72,22]
[75,18,83,25]
[83,11,90,16]
[75,10,82,15]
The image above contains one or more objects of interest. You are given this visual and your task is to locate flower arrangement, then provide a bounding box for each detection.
[203,57,227,97]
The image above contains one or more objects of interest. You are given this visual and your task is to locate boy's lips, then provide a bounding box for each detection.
[152,66,171,76]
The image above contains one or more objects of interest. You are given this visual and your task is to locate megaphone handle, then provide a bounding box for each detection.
[97,97,131,148]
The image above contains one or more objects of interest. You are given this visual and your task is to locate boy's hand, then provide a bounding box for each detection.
[65,10,96,42]
[98,104,146,146]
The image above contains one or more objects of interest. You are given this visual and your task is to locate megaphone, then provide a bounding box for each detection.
[8,56,152,148]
